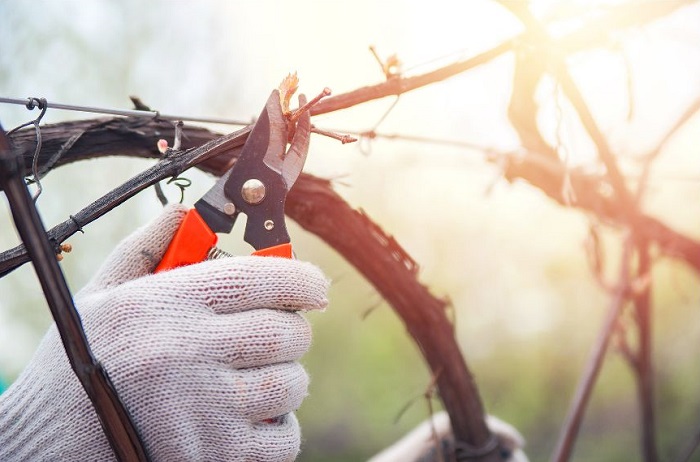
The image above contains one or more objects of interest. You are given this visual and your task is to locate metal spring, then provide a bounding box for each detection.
[206,246,233,260]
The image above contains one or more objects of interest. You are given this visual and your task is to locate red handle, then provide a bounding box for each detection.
[155,209,218,273]
[155,209,294,273]
[252,242,293,259]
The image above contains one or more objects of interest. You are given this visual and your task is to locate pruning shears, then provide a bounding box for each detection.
[155,89,310,272]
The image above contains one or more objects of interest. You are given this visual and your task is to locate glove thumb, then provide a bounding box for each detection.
[79,204,187,293]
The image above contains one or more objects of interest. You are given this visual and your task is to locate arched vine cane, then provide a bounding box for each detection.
[0,117,504,461]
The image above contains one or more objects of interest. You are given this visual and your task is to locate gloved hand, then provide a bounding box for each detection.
[0,204,329,461]
[369,411,529,462]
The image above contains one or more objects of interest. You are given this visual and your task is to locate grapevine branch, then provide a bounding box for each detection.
[2,126,500,458]
[5,113,698,276]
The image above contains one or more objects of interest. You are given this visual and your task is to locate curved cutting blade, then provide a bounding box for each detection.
[278,93,311,190]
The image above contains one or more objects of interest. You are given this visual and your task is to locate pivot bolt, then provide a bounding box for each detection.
[241,179,266,204]
[223,203,236,216]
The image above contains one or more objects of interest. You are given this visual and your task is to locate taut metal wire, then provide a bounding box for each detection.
[0,96,250,126]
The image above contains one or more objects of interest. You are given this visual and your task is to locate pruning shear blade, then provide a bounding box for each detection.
[154,89,311,272]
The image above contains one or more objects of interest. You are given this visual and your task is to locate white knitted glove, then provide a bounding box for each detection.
[0,204,328,461]
[369,411,529,462]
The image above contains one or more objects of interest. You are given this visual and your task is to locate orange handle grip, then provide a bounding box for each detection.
[155,209,218,273]
[252,242,293,259]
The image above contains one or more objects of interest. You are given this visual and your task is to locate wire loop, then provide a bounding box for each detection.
[167,176,192,204]
[69,215,85,233]
[453,433,500,460]
[8,98,48,202]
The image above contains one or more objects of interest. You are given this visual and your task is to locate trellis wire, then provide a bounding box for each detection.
[0,96,250,126]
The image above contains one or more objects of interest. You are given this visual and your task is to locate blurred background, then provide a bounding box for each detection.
[1,1,699,460]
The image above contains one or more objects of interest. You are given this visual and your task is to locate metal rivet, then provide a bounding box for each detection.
[223,203,236,216]
[264,220,275,230]
[241,179,266,204]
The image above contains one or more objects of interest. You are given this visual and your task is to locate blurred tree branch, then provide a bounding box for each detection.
[310,0,695,116]
[551,236,635,462]
[496,2,699,461]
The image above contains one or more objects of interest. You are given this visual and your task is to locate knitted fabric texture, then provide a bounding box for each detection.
[0,204,329,461]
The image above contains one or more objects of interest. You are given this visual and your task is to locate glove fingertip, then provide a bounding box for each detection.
[260,258,330,312]
[290,260,331,312]
[145,256,330,314]
[82,204,188,291]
